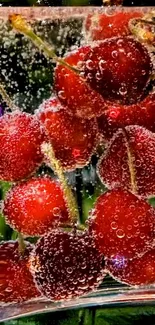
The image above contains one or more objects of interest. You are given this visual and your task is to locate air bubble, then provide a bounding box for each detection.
[116,229,125,238]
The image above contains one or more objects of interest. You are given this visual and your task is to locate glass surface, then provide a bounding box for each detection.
[0,6,155,324]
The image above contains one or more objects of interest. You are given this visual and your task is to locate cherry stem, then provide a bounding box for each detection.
[122,129,138,195]
[129,16,155,49]
[18,232,26,255]
[42,143,79,224]
[138,19,155,27]
[59,223,86,231]
[9,14,80,75]
[0,84,18,112]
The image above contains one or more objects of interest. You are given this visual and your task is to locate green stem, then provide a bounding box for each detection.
[122,129,137,194]
[0,84,18,111]
[18,233,26,255]
[129,16,155,50]
[42,143,79,224]
[9,14,80,75]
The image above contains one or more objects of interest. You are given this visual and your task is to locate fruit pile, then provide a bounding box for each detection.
[0,9,155,305]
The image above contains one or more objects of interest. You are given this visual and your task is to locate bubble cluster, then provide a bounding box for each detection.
[54,46,107,119]
[97,93,155,141]
[106,248,155,286]
[0,241,40,303]
[98,125,155,197]
[84,11,143,41]
[30,229,105,301]
[3,177,69,236]
[90,189,155,259]
[83,37,152,106]
[0,112,45,182]
[39,97,98,170]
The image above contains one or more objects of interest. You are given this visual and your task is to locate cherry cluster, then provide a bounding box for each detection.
[0,10,155,304]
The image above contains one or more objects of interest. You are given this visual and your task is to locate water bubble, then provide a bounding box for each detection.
[99,59,106,72]
[53,207,61,216]
[58,90,66,100]
[111,221,118,230]
[64,256,70,263]
[119,86,127,96]
[116,229,125,238]
[111,51,118,59]
[86,59,94,70]
[67,267,73,274]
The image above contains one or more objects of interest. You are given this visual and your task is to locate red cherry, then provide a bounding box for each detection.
[0,241,40,303]
[38,97,98,171]
[106,248,155,286]
[3,177,69,236]
[90,189,154,259]
[85,11,143,41]
[0,112,45,182]
[98,125,155,197]
[30,229,105,301]
[98,93,155,141]
[54,46,107,119]
[83,37,152,105]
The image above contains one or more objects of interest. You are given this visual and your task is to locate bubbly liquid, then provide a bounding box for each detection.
[0,6,155,322]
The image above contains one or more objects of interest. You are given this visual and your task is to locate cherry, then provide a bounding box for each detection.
[98,125,155,197]
[38,97,98,171]
[85,11,143,41]
[3,177,69,236]
[97,93,155,141]
[90,189,154,259]
[106,248,155,286]
[83,37,152,105]
[30,229,105,301]
[0,112,45,182]
[0,241,40,303]
[54,46,107,119]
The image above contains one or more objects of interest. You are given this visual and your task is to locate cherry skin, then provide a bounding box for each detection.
[106,248,155,286]
[85,11,143,41]
[98,125,155,197]
[0,241,40,303]
[83,37,152,105]
[97,93,155,141]
[3,177,69,236]
[30,229,105,301]
[90,189,154,259]
[54,46,107,119]
[0,112,45,182]
[38,97,98,171]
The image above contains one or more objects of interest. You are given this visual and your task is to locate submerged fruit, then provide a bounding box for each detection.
[83,37,152,105]
[106,248,155,286]
[30,229,105,301]
[55,46,107,119]
[0,112,45,182]
[97,93,155,141]
[0,241,40,303]
[85,11,143,40]
[3,177,69,236]
[90,189,154,259]
[98,125,155,197]
[39,97,98,170]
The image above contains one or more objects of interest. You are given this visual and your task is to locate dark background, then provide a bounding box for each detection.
[0,0,154,6]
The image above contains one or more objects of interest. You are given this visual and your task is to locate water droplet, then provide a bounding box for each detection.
[111,221,118,230]
[111,51,118,59]
[116,229,125,238]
